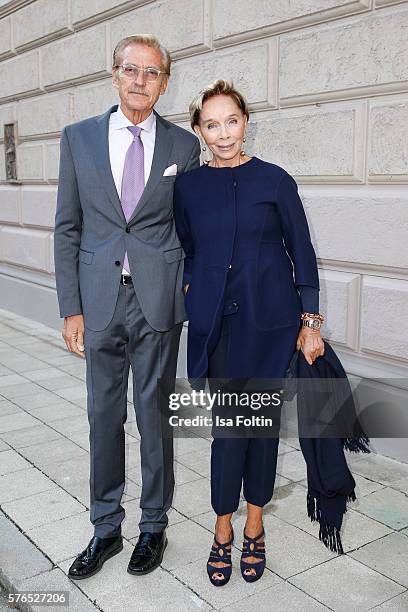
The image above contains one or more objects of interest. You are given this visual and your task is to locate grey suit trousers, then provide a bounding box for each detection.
[84,280,182,537]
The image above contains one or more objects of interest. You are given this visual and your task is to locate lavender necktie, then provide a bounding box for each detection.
[120,125,145,273]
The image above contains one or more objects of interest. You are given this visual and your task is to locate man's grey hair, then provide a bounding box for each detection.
[112,34,172,74]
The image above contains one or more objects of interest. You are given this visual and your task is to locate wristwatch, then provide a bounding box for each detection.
[302,318,322,331]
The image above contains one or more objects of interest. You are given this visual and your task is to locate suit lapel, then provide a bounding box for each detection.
[94,104,126,223]
[93,106,174,225]
[127,110,174,224]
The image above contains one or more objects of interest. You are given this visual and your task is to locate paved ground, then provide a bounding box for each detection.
[0,307,408,611]
[0,583,15,609]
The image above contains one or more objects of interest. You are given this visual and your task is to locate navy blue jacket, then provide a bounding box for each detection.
[174,157,320,379]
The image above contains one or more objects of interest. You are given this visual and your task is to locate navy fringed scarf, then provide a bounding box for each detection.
[285,340,370,554]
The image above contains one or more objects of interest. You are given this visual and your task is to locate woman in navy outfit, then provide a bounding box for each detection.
[174,80,325,586]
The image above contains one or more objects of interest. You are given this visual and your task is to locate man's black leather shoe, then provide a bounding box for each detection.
[127,531,167,575]
[68,535,123,580]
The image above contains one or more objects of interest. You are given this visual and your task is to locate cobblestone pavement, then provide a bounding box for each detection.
[0,308,408,611]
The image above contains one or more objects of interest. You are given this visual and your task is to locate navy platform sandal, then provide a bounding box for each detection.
[240,528,266,582]
[207,530,234,587]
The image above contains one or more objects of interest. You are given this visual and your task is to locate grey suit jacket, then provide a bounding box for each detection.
[54,104,201,332]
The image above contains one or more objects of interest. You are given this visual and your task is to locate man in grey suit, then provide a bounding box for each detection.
[54,34,200,579]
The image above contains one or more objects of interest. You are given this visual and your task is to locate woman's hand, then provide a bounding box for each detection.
[296,327,324,365]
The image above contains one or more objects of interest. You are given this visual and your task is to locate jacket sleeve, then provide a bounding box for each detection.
[276,171,320,292]
[54,127,83,318]
[298,285,319,313]
[174,177,194,287]
[184,138,201,173]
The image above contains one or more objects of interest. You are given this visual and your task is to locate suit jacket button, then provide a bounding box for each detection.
[125,227,130,233]
[115,260,121,266]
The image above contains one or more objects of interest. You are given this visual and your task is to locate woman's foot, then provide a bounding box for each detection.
[240,522,266,582]
[207,521,234,586]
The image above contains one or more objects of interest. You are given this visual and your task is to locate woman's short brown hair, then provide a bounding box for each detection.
[189,79,249,129]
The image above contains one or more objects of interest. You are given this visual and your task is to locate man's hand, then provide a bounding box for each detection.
[296,327,324,365]
[62,314,85,358]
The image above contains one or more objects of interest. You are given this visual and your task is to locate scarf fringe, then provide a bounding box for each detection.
[307,491,358,555]
[318,521,344,555]
[342,436,370,454]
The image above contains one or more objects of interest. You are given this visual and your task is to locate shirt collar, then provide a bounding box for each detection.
[111,104,156,133]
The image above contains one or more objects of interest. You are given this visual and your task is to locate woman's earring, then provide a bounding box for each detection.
[241,135,247,156]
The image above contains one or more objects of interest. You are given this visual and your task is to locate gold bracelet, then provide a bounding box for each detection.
[300,312,325,323]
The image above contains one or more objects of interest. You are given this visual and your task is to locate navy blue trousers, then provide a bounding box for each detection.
[207,315,279,516]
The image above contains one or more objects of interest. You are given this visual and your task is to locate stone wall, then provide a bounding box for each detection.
[0,0,407,391]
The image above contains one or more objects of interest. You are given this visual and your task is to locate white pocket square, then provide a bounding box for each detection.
[163,163,178,176]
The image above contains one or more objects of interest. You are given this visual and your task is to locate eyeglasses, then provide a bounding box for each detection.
[114,63,169,82]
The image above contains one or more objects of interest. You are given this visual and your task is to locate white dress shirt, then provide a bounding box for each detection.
[108,104,156,275]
